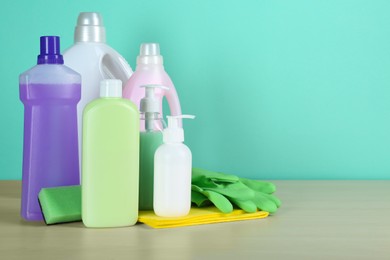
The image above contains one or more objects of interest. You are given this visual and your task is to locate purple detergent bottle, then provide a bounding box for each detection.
[19,36,81,221]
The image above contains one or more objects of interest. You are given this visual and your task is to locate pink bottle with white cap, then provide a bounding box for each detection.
[123,43,182,126]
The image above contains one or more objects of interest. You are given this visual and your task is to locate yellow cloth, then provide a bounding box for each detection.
[138,207,269,229]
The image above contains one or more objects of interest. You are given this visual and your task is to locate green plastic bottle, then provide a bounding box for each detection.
[139,85,167,210]
[82,79,139,228]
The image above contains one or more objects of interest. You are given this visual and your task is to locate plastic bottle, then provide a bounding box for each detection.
[64,12,133,170]
[139,84,168,210]
[122,43,182,128]
[19,36,81,221]
[153,115,195,217]
[82,79,139,228]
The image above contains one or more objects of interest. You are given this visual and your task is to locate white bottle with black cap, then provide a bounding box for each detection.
[64,12,133,171]
[153,115,195,217]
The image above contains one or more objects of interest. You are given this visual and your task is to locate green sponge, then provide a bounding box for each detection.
[38,185,81,225]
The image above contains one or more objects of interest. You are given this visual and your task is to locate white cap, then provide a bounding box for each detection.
[163,115,195,143]
[100,79,122,98]
[74,12,106,43]
[140,43,160,56]
[137,43,163,65]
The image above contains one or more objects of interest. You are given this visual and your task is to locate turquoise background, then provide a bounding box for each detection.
[1,0,390,180]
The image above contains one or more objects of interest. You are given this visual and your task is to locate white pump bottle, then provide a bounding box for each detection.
[153,115,195,217]
[139,84,168,210]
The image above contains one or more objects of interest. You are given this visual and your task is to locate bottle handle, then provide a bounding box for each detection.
[164,84,183,127]
[100,53,133,88]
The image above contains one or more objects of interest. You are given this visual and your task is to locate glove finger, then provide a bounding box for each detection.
[192,176,231,191]
[261,193,282,208]
[204,190,234,214]
[191,190,211,207]
[253,192,278,213]
[228,198,257,213]
[192,185,233,213]
[192,175,219,188]
[191,184,204,193]
[192,168,239,184]
[239,178,276,194]
[204,182,255,201]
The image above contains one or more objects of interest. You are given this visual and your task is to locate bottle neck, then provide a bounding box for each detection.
[164,141,183,145]
[74,26,106,43]
[137,55,163,66]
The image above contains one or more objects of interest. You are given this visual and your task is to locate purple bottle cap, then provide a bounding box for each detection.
[37,36,64,64]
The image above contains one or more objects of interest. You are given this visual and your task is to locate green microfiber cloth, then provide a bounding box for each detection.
[38,185,81,225]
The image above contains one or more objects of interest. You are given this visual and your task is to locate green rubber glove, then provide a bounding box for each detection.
[192,174,257,213]
[192,168,239,183]
[239,177,276,194]
[191,185,233,213]
[191,168,281,214]
[240,177,282,209]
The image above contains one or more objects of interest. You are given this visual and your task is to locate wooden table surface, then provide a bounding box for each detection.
[0,180,389,260]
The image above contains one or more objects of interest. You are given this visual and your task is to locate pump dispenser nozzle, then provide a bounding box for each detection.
[164,115,195,143]
[140,85,169,131]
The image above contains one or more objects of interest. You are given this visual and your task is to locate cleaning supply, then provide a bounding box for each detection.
[82,79,139,228]
[64,12,133,170]
[191,168,282,214]
[154,115,195,217]
[39,186,81,225]
[139,85,168,210]
[19,36,81,221]
[123,43,182,128]
[35,185,269,227]
[139,207,268,229]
